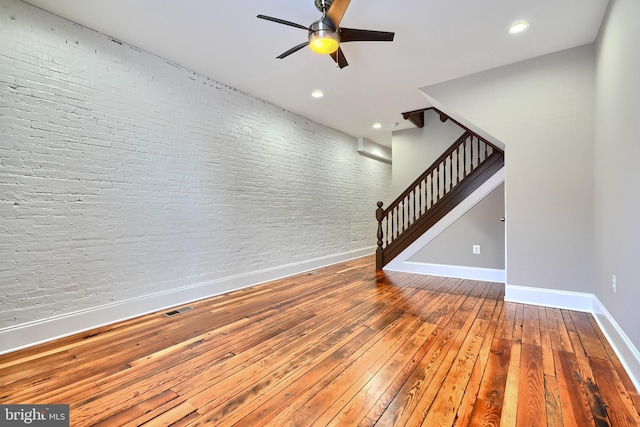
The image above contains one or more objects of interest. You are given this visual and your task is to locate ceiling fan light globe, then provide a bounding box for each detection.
[309,31,339,54]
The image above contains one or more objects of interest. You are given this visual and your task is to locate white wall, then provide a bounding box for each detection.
[420,45,596,294]
[0,0,391,341]
[594,0,640,352]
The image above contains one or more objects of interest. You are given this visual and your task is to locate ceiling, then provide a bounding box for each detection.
[21,0,609,147]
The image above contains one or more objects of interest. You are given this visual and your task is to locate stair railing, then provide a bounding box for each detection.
[376,130,503,269]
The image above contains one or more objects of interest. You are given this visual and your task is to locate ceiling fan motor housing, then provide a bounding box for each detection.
[309,19,337,37]
[308,20,340,54]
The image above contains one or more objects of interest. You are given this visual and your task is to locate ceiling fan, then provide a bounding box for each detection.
[257,0,394,69]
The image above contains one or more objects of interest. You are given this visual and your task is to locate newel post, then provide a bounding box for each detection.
[376,201,384,270]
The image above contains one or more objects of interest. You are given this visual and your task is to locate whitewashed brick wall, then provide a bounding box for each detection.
[0,0,391,328]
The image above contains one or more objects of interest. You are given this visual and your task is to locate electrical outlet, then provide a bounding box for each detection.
[612,275,616,293]
[473,245,480,254]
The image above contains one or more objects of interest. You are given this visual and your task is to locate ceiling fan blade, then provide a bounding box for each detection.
[329,47,349,69]
[277,42,310,59]
[339,28,395,43]
[257,15,309,31]
[326,0,351,28]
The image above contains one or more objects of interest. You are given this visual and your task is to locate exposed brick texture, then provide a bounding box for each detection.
[0,0,391,327]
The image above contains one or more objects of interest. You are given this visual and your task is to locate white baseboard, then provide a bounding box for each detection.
[0,247,375,355]
[591,297,640,394]
[385,261,505,283]
[506,284,640,393]
[505,284,594,312]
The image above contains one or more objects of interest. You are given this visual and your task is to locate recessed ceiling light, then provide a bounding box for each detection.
[311,89,324,98]
[372,123,382,129]
[508,21,530,35]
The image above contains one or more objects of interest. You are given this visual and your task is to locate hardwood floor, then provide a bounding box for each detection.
[1,255,639,426]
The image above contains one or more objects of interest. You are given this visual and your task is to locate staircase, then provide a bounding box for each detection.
[376,127,504,270]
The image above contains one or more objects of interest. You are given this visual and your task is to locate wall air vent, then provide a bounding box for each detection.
[163,306,193,317]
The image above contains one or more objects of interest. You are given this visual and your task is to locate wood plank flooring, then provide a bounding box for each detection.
[1,255,639,426]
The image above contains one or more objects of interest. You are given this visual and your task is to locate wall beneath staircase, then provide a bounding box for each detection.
[409,183,505,269]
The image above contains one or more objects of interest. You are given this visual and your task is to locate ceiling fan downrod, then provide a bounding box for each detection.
[315,0,334,13]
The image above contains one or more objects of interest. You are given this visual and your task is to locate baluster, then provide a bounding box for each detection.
[469,137,472,173]
[418,180,422,216]
[435,165,438,202]
[438,164,447,198]
[461,142,465,179]
[470,136,475,171]
[401,199,405,232]
[463,137,468,177]
[434,169,437,204]
[470,136,476,171]
[440,165,443,201]
[394,207,397,240]
[470,136,474,169]
[436,164,441,202]
[448,153,452,193]
[385,213,389,246]
[429,172,433,209]
[412,188,416,224]
[443,157,447,196]
[440,163,444,200]
[433,171,436,206]
[444,156,447,194]
[434,168,438,203]
[405,194,409,227]
[425,176,429,211]
[406,195,410,227]
[376,201,384,250]
[484,139,488,160]
[406,196,410,228]
[422,178,426,213]
[424,176,428,211]
[455,145,460,186]
[402,198,411,231]
[457,144,462,183]
[472,137,475,169]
